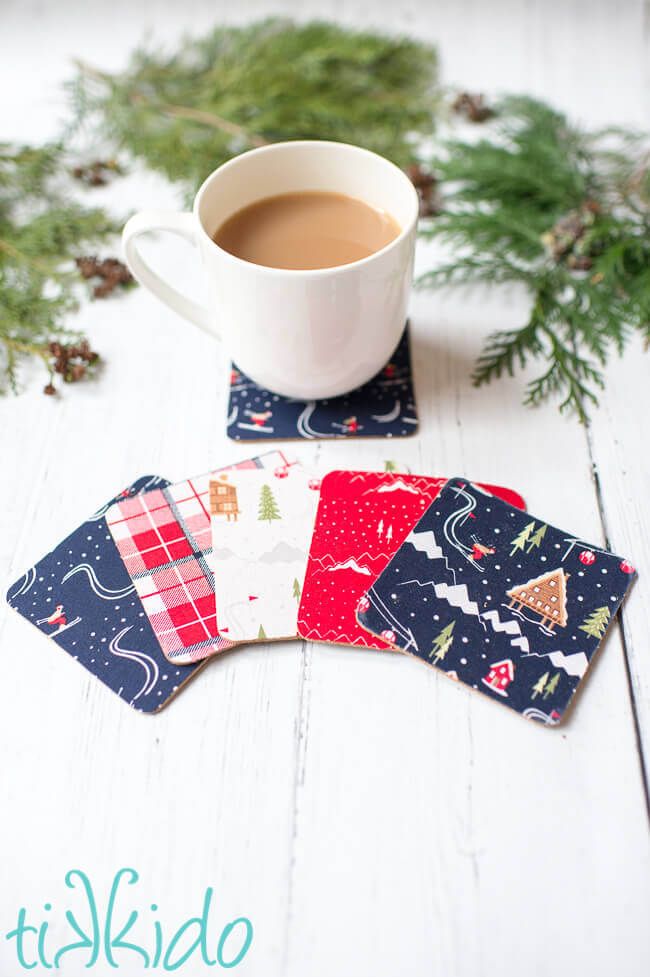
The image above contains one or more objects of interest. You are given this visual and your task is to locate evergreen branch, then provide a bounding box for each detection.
[158,102,269,147]
[0,142,121,395]
[70,19,440,194]
[420,95,650,418]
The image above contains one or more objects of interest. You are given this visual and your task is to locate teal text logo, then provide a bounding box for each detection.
[5,868,253,971]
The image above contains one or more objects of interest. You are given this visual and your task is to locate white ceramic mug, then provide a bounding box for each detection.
[122,140,419,399]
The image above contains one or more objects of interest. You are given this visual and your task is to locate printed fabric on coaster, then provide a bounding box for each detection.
[6,477,206,713]
[227,324,418,441]
[106,452,287,664]
[209,463,321,641]
[298,471,526,649]
[357,477,637,725]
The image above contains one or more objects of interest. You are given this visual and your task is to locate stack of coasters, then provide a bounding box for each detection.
[227,325,417,441]
[7,464,635,727]
[356,478,636,724]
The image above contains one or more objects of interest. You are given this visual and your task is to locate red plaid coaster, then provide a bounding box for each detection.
[106,452,287,663]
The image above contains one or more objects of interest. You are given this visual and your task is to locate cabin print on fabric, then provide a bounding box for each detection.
[356,477,636,726]
[298,470,526,650]
[226,325,418,441]
[210,478,240,522]
[506,568,568,631]
[482,659,515,697]
[7,477,207,712]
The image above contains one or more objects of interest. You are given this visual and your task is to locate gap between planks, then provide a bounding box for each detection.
[584,419,650,825]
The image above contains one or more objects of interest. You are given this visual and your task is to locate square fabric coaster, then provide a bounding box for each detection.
[298,471,526,649]
[227,325,417,441]
[6,477,205,713]
[209,464,321,641]
[106,452,287,665]
[357,478,637,725]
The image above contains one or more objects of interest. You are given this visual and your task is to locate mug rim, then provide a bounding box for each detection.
[192,139,419,277]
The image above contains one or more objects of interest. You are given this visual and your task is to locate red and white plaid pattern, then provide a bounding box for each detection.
[106,452,286,663]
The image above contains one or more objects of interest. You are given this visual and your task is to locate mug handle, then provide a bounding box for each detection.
[122,211,216,337]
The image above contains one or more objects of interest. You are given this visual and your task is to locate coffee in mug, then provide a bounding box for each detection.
[212,191,401,270]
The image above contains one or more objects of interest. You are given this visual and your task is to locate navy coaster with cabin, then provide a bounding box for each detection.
[356,477,637,725]
[7,477,205,713]
[226,324,418,441]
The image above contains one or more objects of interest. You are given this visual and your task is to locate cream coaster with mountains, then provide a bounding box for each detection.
[209,462,321,642]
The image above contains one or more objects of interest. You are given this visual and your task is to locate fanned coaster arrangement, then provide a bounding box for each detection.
[8,466,636,725]
[227,325,417,441]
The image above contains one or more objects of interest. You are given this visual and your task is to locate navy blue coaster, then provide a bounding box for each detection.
[357,478,637,725]
[7,477,205,713]
[227,325,418,441]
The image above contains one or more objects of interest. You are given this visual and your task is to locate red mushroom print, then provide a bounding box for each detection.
[274,466,289,479]
[357,595,370,613]
[308,478,322,491]
[620,559,635,574]
[383,362,396,379]
[579,550,596,566]
[381,629,397,644]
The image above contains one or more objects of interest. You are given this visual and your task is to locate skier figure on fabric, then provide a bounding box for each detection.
[340,415,361,434]
[36,604,67,632]
[245,409,273,428]
[469,537,496,562]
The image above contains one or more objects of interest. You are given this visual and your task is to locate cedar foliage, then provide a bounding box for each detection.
[419,96,650,420]
[70,19,440,198]
[0,143,118,394]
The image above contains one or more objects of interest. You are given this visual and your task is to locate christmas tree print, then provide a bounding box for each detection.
[377,519,384,536]
[543,672,561,699]
[258,623,268,639]
[258,483,281,524]
[292,577,301,600]
[531,671,549,698]
[579,605,611,639]
[429,621,455,662]
[527,523,547,552]
[386,524,393,542]
[384,460,398,472]
[510,520,536,556]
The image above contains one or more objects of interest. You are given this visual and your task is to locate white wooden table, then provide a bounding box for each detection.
[2,2,649,975]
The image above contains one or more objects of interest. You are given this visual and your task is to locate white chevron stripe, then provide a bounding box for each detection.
[511,635,531,653]
[482,608,522,635]
[434,582,481,617]
[407,530,444,560]
[481,608,530,653]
